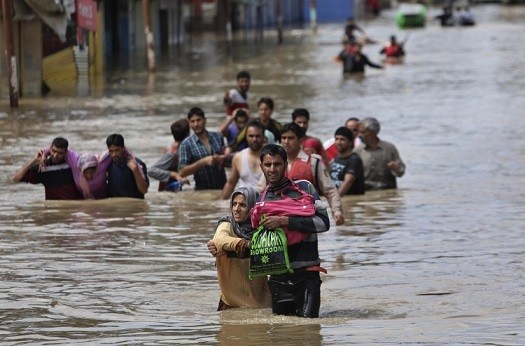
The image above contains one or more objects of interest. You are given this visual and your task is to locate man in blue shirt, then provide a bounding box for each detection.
[178,107,227,190]
[106,134,149,199]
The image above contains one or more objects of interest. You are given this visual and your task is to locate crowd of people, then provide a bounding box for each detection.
[11,69,406,318]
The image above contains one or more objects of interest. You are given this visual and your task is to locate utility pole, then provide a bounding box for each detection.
[275,0,282,44]
[2,0,18,107]
[142,0,155,73]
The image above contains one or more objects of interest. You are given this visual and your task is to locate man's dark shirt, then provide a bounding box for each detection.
[22,159,83,200]
[107,157,149,199]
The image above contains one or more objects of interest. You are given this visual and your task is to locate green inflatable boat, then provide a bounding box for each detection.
[395,4,426,28]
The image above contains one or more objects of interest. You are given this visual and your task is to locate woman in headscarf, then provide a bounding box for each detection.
[303,137,330,167]
[40,147,112,199]
[211,186,272,311]
[75,152,112,199]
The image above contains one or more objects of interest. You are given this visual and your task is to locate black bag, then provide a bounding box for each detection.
[249,225,293,279]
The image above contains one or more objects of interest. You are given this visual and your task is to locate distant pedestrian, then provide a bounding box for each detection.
[337,42,383,74]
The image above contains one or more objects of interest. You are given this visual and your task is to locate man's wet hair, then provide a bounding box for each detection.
[257,97,274,110]
[246,119,265,133]
[106,133,125,148]
[282,122,306,139]
[171,119,190,142]
[259,144,287,163]
[292,108,310,121]
[237,71,251,80]
[187,107,205,119]
[234,109,249,120]
[52,137,69,149]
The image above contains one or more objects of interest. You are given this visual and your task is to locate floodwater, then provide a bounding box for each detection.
[1,4,524,345]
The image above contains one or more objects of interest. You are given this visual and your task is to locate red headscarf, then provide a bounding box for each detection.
[302,138,330,167]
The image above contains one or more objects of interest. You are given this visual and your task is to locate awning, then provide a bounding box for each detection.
[12,0,76,42]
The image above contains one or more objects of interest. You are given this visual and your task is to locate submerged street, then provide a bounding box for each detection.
[0,4,524,344]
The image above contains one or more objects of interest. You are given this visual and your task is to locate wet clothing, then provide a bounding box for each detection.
[435,10,455,26]
[353,139,405,190]
[231,118,284,151]
[21,159,83,200]
[287,151,343,216]
[262,118,283,143]
[212,187,271,310]
[178,131,227,190]
[107,157,149,199]
[330,153,365,195]
[258,178,329,318]
[237,148,262,189]
[226,123,248,152]
[381,44,405,58]
[288,155,315,190]
[224,88,248,116]
[268,269,321,318]
[64,149,111,199]
[338,51,382,74]
[212,221,272,310]
[148,146,181,191]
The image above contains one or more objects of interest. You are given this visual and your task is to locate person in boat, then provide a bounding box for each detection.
[380,35,405,60]
[148,118,190,191]
[435,5,455,27]
[337,42,383,74]
[456,6,475,26]
[209,186,272,311]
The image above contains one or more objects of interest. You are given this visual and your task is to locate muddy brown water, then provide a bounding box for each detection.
[0,5,524,344]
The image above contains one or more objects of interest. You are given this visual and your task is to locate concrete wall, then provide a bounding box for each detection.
[0,19,42,99]
[19,20,43,97]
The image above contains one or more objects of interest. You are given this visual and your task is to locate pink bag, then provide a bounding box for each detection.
[250,182,316,245]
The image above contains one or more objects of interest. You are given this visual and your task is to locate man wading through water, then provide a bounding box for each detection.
[255,144,330,318]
